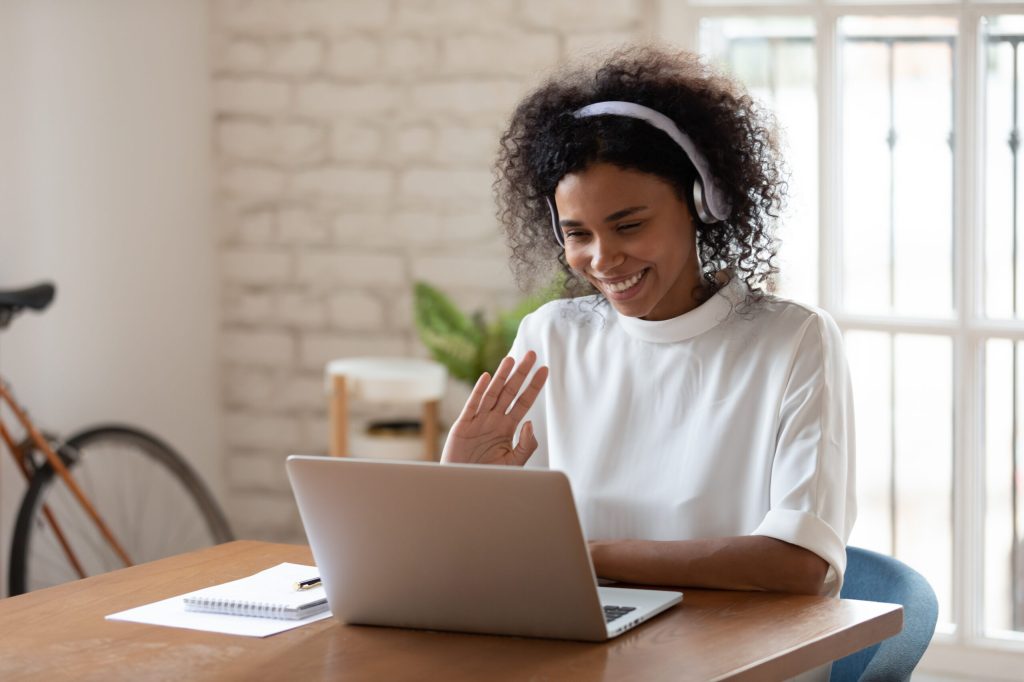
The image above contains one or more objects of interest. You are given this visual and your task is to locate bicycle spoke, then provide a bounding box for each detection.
[11,427,232,594]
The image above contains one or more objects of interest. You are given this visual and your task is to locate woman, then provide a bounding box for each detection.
[442,47,855,611]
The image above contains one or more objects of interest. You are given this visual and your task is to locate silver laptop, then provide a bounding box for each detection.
[286,455,682,641]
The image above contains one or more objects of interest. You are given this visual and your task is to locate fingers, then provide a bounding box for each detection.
[493,351,539,413]
[456,371,491,423]
[507,365,549,423]
[478,355,515,413]
[512,421,538,466]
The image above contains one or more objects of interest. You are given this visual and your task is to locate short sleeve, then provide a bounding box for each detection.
[751,311,856,596]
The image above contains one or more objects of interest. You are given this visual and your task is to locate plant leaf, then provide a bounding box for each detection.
[413,282,484,383]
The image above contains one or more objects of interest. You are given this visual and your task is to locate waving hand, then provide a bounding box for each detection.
[441,351,549,467]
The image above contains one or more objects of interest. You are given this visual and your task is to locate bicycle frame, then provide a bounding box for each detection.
[0,378,132,580]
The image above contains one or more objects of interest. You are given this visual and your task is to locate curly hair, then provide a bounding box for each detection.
[494,45,787,300]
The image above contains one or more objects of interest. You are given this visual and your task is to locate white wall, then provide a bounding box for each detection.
[0,0,221,594]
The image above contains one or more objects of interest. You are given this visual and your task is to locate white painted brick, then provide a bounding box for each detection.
[291,167,393,199]
[388,291,414,332]
[232,207,275,245]
[392,124,436,159]
[221,38,268,72]
[226,412,301,450]
[218,119,276,160]
[395,0,514,30]
[410,80,526,116]
[299,415,332,453]
[521,0,640,31]
[225,367,277,407]
[267,38,324,76]
[224,289,275,324]
[295,82,399,116]
[277,292,328,327]
[564,31,636,58]
[412,255,514,291]
[382,37,439,75]
[402,218,500,249]
[213,0,290,35]
[328,291,386,330]
[280,375,329,411]
[289,0,392,32]
[299,332,409,370]
[326,37,382,78]
[226,451,291,491]
[392,211,442,245]
[226,492,301,540]
[399,168,493,202]
[441,34,560,76]
[435,125,498,164]
[215,77,290,115]
[222,329,294,366]
[441,211,502,242]
[278,207,330,244]
[223,249,291,284]
[331,120,385,161]
[331,212,400,247]
[296,251,406,287]
[221,165,287,197]
[280,121,327,164]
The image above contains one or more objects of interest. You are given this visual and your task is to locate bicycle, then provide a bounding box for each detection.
[0,282,234,596]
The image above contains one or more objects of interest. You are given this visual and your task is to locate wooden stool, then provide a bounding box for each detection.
[325,357,447,460]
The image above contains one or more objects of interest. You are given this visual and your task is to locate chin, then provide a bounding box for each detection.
[607,299,653,319]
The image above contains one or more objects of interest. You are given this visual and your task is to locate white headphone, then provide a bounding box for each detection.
[546,101,731,247]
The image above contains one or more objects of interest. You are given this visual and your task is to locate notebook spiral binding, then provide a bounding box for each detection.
[183,595,328,621]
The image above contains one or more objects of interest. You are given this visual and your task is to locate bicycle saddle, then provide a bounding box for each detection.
[0,283,56,312]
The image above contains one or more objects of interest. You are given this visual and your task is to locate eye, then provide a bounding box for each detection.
[563,230,589,241]
[617,221,642,232]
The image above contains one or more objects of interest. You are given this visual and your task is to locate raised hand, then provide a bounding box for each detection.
[441,351,549,466]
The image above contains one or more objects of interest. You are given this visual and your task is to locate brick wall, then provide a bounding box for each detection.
[211,0,650,541]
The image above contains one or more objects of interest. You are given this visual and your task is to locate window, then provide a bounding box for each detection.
[662,0,1024,677]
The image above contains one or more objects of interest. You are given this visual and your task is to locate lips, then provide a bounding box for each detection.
[597,268,649,298]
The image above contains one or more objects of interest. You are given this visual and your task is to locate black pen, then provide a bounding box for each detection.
[294,577,321,591]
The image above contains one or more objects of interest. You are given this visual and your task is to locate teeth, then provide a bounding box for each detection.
[606,270,644,293]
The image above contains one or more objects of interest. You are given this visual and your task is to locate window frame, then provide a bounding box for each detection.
[657,1,1024,678]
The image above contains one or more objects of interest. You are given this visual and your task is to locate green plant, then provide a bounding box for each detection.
[413,279,562,385]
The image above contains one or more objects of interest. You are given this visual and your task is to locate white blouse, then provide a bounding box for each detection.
[509,277,856,597]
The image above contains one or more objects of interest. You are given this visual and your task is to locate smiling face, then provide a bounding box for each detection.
[554,163,704,321]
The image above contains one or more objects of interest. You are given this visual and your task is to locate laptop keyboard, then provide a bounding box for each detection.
[603,605,637,623]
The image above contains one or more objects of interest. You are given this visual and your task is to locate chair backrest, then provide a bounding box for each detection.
[831,546,938,682]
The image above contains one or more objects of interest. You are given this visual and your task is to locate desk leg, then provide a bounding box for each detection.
[330,376,348,457]
[423,399,440,461]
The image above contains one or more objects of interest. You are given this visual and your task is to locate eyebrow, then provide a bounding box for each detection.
[558,205,648,228]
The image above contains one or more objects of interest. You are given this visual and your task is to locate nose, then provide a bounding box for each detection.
[590,235,625,273]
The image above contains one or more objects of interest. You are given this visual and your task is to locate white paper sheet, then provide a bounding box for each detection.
[105,563,334,637]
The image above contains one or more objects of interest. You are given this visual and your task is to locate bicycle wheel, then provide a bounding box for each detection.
[9,424,234,595]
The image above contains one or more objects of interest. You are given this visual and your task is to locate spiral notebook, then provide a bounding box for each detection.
[182,562,329,621]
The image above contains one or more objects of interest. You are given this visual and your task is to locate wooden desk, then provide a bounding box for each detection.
[0,541,902,681]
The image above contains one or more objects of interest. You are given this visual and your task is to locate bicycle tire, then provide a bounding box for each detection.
[9,424,234,596]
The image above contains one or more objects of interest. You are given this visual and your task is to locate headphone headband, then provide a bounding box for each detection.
[546,100,731,247]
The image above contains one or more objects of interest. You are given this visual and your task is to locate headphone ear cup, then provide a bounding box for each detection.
[692,179,718,225]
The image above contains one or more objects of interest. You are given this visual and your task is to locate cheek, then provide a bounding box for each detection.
[563,245,588,272]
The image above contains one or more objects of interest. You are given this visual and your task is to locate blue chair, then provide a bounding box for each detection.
[831,546,939,682]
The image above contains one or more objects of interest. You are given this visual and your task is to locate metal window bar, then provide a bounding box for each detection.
[987,32,1024,631]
